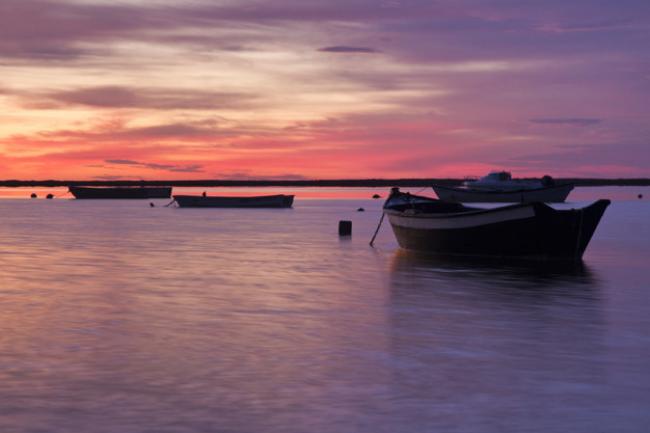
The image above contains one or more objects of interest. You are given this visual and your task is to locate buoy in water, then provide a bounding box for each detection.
[338,220,352,236]
[46,194,54,199]
[357,207,365,212]
[639,194,643,199]
[30,193,37,198]
[372,194,381,199]
[149,202,155,207]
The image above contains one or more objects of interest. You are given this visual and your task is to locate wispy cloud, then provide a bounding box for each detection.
[536,18,637,33]
[27,119,239,143]
[216,171,308,180]
[105,159,139,165]
[507,141,650,176]
[20,86,257,110]
[529,118,602,126]
[318,46,379,53]
[104,159,203,173]
[93,175,125,180]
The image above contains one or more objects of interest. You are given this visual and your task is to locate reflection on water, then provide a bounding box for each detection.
[390,249,599,291]
[385,251,611,432]
[0,196,649,432]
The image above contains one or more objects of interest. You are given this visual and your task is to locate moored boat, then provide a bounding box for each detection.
[173,194,294,208]
[432,171,574,203]
[69,186,172,199]
[383,188,609,260]
[433,183,574,203]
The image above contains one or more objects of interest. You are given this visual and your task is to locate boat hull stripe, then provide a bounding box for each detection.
[386,205,536,229]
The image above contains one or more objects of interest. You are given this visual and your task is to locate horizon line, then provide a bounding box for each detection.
[1,177,650,187]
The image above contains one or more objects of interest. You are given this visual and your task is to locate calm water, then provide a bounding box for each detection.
[1,187,649,433]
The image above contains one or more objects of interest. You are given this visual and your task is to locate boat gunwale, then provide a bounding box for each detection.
[384,192,609,220]
[383,203,538,220]
[173,194,294,200]
[383,192,547,219]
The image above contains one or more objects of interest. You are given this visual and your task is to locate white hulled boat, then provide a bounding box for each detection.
[433,171,573,203]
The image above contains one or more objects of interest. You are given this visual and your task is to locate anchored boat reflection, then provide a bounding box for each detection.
[386,249,606,429]
[389,249,599,292]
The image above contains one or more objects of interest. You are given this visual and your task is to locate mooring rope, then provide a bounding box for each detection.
[369,212,386,247]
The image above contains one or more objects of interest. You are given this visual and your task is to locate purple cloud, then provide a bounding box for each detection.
[0,0,147,60]
[318,46,379,53]
[217,171,308,180]
[106,159,139,165]
[93,175,125,180]
[1,0,647,66]
[530,118,602,126]
[20,86,256,110]
[507,142,650,174]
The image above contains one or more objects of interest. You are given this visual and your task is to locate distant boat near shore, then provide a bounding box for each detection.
[69,186,172,199]
[173,194,294,208]
[433,171,574,203]
[383,188,609,260]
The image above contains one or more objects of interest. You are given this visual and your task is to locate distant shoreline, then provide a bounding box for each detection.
[1,178,649,187]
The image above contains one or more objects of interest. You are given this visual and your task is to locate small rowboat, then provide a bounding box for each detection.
[69,186,172,199]
[173,194,294,208]
[383,188,609,260]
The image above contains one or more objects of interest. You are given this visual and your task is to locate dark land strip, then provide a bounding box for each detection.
[1,178,650,187]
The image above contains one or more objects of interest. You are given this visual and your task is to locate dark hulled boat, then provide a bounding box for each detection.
[173,194,294,208]
[383,188,609,260]
[69,186,172,199]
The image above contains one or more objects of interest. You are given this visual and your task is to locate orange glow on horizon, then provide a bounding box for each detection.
[1,0,647,180]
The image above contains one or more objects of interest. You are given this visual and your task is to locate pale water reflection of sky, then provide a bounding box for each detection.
[0,194,648,432]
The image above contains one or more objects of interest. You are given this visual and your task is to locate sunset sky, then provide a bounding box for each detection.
[1,0,648,180]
